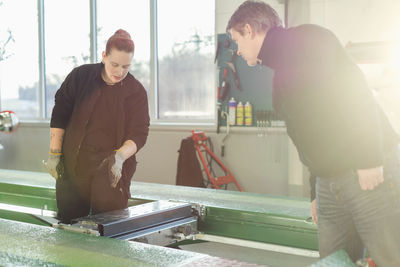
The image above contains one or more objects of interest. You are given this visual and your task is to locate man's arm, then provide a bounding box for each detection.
[311,199,317,224]
[309,174,317,224]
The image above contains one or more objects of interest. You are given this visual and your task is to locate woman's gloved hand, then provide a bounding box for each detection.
[99,150,126,188]
[43,153,64,179]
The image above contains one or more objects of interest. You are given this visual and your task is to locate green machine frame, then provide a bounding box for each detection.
[0,169,317,250]
[0,169,361,266]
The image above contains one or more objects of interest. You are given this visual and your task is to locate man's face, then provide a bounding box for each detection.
[231,27,259,66]
[102,49,133,84]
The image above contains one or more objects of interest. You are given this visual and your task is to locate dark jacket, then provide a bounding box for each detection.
[258,25,398,177]
[50,63,150,195]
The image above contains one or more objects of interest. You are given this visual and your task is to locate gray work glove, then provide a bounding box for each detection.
[43,153,64,180]
[100,150,125,188]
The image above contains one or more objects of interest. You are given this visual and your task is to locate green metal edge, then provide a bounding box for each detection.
[200,206,318,250]
[0,210,49,226]
[0,182,57,210]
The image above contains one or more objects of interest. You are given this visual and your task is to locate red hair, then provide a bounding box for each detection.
[105,29,135,55]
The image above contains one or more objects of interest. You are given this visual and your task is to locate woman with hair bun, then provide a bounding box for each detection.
[44,29,150,223]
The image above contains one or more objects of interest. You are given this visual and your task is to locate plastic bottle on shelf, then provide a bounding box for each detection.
[228,97,237,126]
[236,101,244,126]
[245,101,253,126]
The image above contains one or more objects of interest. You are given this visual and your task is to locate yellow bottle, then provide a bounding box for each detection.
[245,101,253,126]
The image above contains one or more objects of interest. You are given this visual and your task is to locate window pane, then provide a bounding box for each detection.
[97,0,150,92]
[157,0,215,120]
[0,1,39,118]
[44,0,90,117]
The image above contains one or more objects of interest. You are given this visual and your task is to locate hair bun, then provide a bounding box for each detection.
[114,29,131,40]
[105,29,134,54]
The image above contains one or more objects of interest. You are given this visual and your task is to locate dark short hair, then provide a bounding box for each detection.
[106,29,135,55]
[226,0,282,36]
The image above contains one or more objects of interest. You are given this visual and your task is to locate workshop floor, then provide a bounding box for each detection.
[180,242,318,267]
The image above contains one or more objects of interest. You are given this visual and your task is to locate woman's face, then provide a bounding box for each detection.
[102,49,133,84]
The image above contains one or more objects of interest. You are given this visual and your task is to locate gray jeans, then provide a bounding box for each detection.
[316,146,400,266]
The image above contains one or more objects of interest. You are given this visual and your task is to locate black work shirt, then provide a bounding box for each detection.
[258,25,399,178]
